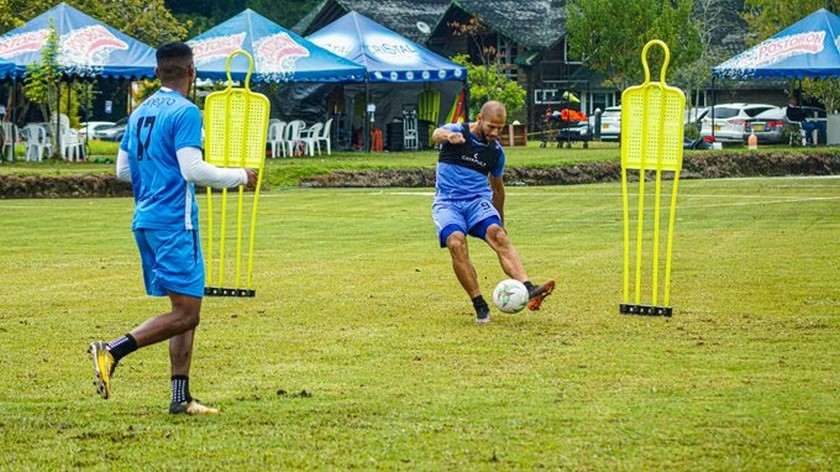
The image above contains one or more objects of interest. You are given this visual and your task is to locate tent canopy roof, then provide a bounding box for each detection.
[307,11,466,83]
[0,2,157,80]
[188,9,366,84]
[713,8,840,80]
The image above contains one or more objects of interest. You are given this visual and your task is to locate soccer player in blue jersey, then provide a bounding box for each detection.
[431,100,554,324]
[89,41,257,415]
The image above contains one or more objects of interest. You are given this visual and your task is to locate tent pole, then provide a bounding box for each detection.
[11,77,16,161]
[462,81,470,122]
[710,74,716,140]
[364,80,370,152]
[56,79,62,160]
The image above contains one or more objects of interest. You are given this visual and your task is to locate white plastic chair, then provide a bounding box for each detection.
[59,124,84,161]
[1,122,22,161]
[284,120,306,156]
[299,122,323,156]
[267,121,286,158]
[317,118,333,155]
[23,124,51,161]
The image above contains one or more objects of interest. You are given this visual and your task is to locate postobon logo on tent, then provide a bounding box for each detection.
[756,31,824,63]
[366,33,419,66]
[0,29,51,58]
[190,33,247,66]
[61,25,128,66]
[724,30,825,71]
[254,33,309,74]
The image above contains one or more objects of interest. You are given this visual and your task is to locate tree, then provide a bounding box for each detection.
[164,0,324,36]
[742,0,840,112]
[671,0,746,112]
[566,0,702,91]
[741,0,840,44]
[23,22,60,123]
[451,54,526,121]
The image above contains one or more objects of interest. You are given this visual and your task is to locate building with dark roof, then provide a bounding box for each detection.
[296,0,450,44]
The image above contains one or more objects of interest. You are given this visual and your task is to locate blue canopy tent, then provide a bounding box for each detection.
[0,2,156,80]
[307,11,466,84]
[188,9,366,84]
[308,11,467,150]
[0,2,158,158]
[711,8,840,142]
[0,58,15,79]
[713,8,840,80]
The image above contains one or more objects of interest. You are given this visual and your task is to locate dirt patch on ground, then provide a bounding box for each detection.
[301,151,840,188]
[0,173,133,199]
[1,152,838,198]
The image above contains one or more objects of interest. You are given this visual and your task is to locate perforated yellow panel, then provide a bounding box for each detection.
[620,41,685,173]
[204,89,269,168]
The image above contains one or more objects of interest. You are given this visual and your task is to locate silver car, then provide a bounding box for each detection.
[700,103,780,143]
[744,106,826,145]
[597,105,621,141]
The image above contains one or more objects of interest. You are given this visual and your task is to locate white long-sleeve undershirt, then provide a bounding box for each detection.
[116,147,248,189]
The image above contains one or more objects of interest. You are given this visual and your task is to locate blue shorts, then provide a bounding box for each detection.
[432,197,503,248]
[134,229,205,299]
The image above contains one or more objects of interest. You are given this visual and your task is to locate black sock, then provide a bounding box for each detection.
[523,281,535,293]
[107,334,138,363]
[472,295,489,314]
[171,375,190,404]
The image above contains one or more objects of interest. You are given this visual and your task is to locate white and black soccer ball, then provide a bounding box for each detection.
[492,279,529,314]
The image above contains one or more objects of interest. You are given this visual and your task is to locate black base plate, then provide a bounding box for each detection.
[204,287,255,297]
[619,304,672,317]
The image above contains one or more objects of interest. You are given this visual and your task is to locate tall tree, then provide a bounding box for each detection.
[165,0,323,36]
[741,0,840,45]
[671,0,747,111]
[566,0,702,91]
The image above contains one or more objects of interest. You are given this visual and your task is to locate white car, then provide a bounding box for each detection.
[77,121,116,139]
[597,105,621,141]
[700,103,780,143]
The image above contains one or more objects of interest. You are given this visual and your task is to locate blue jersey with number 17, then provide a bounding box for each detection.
[120,89,204,231]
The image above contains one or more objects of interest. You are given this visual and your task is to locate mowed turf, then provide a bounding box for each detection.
[0,176,837,469]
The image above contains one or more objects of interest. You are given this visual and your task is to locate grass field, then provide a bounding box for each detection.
[0,140,627,188]
[0,176,837,469]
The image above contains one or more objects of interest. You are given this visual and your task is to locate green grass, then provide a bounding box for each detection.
[0,177,838,469]
[4,139,839,188]
[0,140,625,188]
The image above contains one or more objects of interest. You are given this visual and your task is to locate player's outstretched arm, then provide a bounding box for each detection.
[115,149,132,182]
[432,126,465,145]
[176,147,249,189]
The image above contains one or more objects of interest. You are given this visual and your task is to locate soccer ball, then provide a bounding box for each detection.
[492,279,529,314]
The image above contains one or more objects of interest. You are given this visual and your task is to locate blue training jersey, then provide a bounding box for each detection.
[434,122,506,202]
[120,89,204,231]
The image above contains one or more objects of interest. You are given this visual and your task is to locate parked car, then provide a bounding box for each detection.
[699,103,780,143]
[597,105,621,141]
[743,106,826,145]
[77,121,116,139]
[97,118,127,141]
[556,119,592,148]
